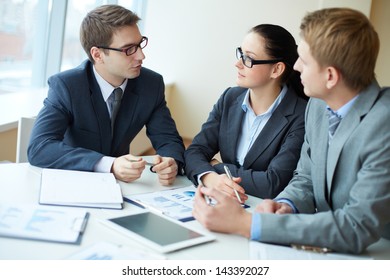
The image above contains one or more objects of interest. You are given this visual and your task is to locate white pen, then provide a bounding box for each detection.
[199,179,212,205]
[223,165,243,203]
[204,192,212,206]
[130,159,154,166]
[130,159,155,173]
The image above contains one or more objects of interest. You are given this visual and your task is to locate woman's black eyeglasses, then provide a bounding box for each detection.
[236,47,282,68]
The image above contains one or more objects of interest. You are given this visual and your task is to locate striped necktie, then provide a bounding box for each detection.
[327,108,341,141]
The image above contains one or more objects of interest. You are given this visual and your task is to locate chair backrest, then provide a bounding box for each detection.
[16,117,36,163]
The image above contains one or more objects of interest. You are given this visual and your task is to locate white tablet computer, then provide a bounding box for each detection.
[100,210,215,253]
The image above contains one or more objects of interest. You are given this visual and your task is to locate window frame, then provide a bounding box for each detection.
[0,0,146,91]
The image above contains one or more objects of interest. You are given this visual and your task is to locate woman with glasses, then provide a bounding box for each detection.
[184,24,307,200]
[28,5,185,185]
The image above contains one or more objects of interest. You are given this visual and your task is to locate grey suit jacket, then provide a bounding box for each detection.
[258,81,390,253]
[184,86,307,198]
[28,60,184,171]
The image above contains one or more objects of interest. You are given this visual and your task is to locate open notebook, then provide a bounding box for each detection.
[39,169,123,209]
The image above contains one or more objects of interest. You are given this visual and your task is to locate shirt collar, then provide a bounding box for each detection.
[93,66,128,102]
[326,95,359,119]
[241,84,288,115]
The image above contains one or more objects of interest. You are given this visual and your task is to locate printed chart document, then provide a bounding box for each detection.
[40,169,123,209]
[0,203,89,244]
[124,185,197,222]
[124,185,249,222]
[67,242,166,260]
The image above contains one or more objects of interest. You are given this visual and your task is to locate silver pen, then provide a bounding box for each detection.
[130,159,155,173]
[204,191,212,206]
[198,179,212,205]
[130,159,154,166]
[224,165,243,203]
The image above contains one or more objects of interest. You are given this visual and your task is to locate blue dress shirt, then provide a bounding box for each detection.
[236,85,287,165]
[197,85,287,184]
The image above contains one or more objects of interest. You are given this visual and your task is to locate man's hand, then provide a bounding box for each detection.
[192,186,252,238]
[255,199,293,214]
[150,155,178,186]
[111,154,148,182]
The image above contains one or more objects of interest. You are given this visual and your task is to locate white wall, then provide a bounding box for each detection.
[371,0,390,86]
[142,0,372,139]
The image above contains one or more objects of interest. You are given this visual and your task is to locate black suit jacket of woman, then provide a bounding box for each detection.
[184,86,307,198]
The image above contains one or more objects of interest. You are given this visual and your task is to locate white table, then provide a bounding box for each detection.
[1,162,389,260]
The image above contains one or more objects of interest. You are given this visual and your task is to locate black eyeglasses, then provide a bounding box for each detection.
[97,36,148,56]
[236,47,282,68]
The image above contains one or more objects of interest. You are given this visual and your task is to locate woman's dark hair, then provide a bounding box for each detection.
[250,24,307,100]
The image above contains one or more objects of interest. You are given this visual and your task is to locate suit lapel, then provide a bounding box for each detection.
[89,73,112,155]
[243,90,294,167]
[111,80,138,154]
[326,110,359,196]
[326,82,381,197]
[227,94,245,163]
[243,111,287,167]
[314,108,331,208]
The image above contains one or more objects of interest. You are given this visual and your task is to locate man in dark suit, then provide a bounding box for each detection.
[28,5,185,185]
[193,8,390,254]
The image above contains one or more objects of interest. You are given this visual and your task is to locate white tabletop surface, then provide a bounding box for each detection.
[1,162,389,260]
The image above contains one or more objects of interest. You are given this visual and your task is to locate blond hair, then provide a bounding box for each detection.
[300,8,379,91]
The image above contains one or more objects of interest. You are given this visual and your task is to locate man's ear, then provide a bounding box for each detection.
[90,46,103,64]
[270,62,286,79]
[325,66,340,89]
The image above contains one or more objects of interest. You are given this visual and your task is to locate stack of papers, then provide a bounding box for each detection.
[39,169,123,209]
[124,185,196,222]
[67,242,166,260]
[0,203,89,244]
[124,185,249,222]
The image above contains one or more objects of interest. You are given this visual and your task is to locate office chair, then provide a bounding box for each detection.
[16,117,36,163]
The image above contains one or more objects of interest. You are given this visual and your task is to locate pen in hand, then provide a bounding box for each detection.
[130,159,154,166]
[130,159,155,173]
[223,165,243,203]
[203,191,212,206]
[198,179,212,205]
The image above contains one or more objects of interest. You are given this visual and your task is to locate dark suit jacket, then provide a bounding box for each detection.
[28,60,184,171]
[184,86,307,198]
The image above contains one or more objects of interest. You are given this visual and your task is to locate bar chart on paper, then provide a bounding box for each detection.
[124,185,197,222]
[0,204,89,244]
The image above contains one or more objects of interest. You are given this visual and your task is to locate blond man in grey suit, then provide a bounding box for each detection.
[193,7,390,254]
